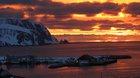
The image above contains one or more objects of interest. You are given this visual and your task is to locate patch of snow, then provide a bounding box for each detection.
[0,19,58,46]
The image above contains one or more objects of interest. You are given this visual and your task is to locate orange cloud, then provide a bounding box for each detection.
[49,28,139,35]
[0,0,140,36]
[0,4,22,10]
[0,4,36,10]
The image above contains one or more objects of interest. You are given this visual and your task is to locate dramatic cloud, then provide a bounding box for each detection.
[40,19,140,30]
[0,0,140,32]
[0,1,122,18]
[0,8,23,18]
[0,0,31,4]
[33,2,121,18]
[101,2,121,15]
[45,19,97,30]
[100,23,140,30]
[0,0,139,17]
[125,2,140,16]
[0,0,52,5]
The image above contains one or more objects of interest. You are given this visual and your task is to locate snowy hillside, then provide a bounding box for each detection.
[0,19,58,46]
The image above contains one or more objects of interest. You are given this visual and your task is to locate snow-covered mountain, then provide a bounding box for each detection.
[0,19,58,46]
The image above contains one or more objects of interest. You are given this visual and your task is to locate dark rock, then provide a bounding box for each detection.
[78,55,96,61]
[77,55,96,66]
[65,57,78,66]
[60,39,69,44]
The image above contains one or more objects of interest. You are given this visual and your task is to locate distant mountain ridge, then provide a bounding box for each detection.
[0,18,58,46]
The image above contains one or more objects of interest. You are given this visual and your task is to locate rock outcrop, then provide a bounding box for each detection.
[59,39,69,44]
[0,18,58,46]
[0,55,131,68]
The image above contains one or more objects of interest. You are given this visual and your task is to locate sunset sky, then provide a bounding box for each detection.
[0,0,140,41]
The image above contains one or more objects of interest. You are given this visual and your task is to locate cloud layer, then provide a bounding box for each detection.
[45,19,140,30]
[1,0,139,17]
[0,0,140,31]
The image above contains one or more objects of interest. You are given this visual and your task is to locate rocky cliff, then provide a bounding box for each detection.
[0,19,58,46]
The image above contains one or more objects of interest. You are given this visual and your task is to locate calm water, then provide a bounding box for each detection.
[0,42,140,78]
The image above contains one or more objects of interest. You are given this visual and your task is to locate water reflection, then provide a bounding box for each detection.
[0,42,140,78]
[1,64,35,70]
[1,60,140,78]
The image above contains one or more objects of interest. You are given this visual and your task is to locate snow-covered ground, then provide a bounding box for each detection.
[0,19,58,46]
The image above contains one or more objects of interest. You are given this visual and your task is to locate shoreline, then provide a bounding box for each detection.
[0,55,131,66]
[0,41,140,48]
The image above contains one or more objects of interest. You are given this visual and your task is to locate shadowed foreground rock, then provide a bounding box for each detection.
[49,54,132,68]
[0,68,24,78]
[0,55,131,69]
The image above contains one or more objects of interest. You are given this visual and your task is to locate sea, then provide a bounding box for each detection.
[0,42,140,78]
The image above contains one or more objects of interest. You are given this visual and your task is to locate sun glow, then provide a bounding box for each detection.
[0,4,36,10]
[0,5,22,10]
[72,12,130,21]
[23,12,30,19]
[95,12,127,19]
[49,28,138,36]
